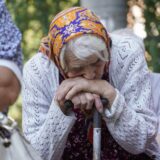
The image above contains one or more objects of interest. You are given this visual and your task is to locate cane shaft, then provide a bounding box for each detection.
[93,110,101,160]
[93,98,109,160]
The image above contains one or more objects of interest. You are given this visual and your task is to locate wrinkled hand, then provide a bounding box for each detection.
[55,77,116,114]
[56,77,105,100]
[62,92,103,116]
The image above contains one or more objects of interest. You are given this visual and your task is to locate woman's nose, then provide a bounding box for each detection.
[83,66,96,80]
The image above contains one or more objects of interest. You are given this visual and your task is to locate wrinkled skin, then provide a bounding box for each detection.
[55,53,116,115]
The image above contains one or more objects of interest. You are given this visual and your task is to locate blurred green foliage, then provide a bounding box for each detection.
[6,0,80,61]
[144,0,160,72]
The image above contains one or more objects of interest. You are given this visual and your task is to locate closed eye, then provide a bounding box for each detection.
[70,67,84,72]
[91,59,101,66]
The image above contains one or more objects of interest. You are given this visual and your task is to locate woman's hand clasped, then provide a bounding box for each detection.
[55,77,116,115]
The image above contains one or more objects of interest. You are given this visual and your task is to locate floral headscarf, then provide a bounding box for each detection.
[39,7,110,78]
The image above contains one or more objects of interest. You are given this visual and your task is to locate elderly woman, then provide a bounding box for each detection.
[22,7,160,160]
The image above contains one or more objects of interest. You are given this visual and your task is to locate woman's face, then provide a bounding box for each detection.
[65,53,106,80]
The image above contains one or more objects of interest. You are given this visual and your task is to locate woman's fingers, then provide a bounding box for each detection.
[64,79,106,100]
[71,94,81,109]
[55,80,74,101]
[85,93,94,110]
[55,77,108,115]
[65,85,86,100]
[57,91,104,115]
[71,93,103,115]
[70,92,95,110]
[93,94,103,113]
[56,77,111,103]
[56,78,90,101]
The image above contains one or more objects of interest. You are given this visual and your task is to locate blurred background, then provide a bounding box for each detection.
[5,0,160,127]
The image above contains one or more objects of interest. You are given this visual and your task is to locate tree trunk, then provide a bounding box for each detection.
[80,0,127,32]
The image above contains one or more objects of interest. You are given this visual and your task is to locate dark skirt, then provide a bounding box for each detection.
[62,109,153,160]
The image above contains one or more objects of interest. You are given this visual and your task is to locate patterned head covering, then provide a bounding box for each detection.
[39,7,110,77]
[0,0,23,71]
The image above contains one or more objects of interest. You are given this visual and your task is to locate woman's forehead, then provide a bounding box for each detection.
[66,53,98,69]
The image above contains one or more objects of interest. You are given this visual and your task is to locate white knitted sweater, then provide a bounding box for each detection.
[22,33,160,160]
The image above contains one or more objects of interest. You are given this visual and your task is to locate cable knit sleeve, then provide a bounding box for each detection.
[22,53,76,160]
[104,34,158,155]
